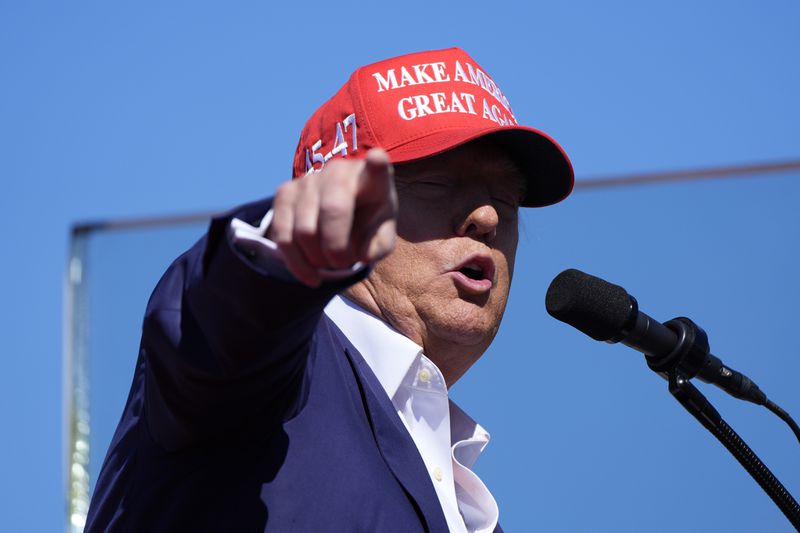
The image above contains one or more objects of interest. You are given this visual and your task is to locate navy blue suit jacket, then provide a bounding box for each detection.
[86,198,502,532]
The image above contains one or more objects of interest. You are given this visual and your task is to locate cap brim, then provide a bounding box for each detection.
[386,125,574,208]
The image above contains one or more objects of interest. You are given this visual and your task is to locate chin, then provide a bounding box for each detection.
[425,298,502,347]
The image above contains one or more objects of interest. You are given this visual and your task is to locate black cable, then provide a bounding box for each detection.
[765,400,800,445]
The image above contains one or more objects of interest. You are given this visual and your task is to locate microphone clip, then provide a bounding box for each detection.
[646,317,766,406]
[645,316,709,377]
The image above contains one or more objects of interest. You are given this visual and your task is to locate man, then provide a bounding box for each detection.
[86,47,573,532]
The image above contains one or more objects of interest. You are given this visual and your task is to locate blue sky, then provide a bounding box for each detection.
[2,1,799,531]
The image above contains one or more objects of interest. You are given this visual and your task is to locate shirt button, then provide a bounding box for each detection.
[418,368,431,383]
[433,466,443,482]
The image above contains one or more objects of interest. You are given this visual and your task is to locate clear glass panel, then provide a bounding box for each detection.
[86,223,208,489]
[64,221,207,531]
[66,171,800,531]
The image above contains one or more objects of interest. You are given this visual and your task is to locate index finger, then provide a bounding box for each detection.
[357,148,395,204]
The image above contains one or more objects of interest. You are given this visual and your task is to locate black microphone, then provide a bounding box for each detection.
[545,268,766,405]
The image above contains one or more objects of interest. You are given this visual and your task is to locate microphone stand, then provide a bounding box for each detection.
[667,372,800,529]
[649,318,800,529]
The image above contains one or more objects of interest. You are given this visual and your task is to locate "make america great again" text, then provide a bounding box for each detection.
[370,60,517,126]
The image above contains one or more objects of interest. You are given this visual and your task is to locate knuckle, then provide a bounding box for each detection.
[275,234,294,249]
[274,181,295,202]
[293,173,318,197]
[294,176,311,195]
[322,158,347,174]
[323,158,342,170]
[293,222,317,241]
[323,160,358,184]
[270,218,291,243]
[319,198,350,221]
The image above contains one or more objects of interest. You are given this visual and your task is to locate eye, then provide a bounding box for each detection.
[492,186,524,211]
[396,175,453,196]
[491,176,525,211]
[416,179,451,188]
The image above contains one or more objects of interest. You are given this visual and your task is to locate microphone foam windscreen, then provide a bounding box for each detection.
[545,269,633,341]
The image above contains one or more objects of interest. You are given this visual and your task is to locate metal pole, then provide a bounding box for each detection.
[64,230,91,532]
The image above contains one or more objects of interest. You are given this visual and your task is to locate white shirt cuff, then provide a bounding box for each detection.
[229,209,365,281]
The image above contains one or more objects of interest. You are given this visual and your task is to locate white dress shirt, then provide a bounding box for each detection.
[231,215,499,532]
[324,296,499,532]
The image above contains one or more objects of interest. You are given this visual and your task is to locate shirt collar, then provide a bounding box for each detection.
[449,402,491,469]
[324,295,423,400]
[324,294,492,462]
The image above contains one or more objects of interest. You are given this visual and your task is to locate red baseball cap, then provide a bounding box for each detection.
[292,47,573,207]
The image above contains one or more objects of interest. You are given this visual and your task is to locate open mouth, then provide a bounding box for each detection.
[451,255,495,292]
[459,265,486,281]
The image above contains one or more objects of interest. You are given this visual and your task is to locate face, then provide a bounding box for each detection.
[347,138,526,384]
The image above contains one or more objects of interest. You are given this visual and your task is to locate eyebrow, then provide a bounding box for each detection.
[489,157,527,200]
[393,150,528,198]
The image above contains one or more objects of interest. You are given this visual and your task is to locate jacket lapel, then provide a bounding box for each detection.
[337,335,449,532]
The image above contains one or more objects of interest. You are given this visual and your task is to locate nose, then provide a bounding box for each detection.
[455,203,499,242]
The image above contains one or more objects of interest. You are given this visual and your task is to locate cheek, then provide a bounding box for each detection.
[373,238,441,296]
[497,223,519,280]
